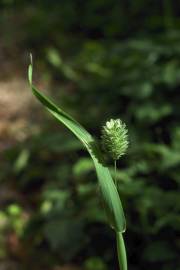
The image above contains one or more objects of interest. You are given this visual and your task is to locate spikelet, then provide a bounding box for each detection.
[101,119,128,161]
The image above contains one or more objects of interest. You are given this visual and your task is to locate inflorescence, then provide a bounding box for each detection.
[101,119,128,161]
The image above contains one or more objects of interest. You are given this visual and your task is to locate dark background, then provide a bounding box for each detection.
[0,1,180,270]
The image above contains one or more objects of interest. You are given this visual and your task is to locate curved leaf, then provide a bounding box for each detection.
[28,63,126,233]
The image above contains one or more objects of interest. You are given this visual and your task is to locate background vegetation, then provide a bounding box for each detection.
[0,1,179,270]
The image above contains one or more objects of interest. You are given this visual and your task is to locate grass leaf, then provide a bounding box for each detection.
[28,63,126,233]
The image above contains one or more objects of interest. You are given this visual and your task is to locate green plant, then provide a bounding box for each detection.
[28,59,129,270]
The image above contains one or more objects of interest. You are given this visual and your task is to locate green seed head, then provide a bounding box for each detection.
[101,119,128,161]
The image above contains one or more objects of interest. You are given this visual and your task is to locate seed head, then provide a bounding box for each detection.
[101,119,128,160]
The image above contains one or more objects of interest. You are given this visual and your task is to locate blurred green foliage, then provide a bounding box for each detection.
[0,1,180,270]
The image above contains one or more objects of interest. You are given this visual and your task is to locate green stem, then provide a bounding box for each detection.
[114,160,117,187]
[116,232,127,270]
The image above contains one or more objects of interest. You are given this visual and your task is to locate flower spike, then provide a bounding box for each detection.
[101,119,128,161]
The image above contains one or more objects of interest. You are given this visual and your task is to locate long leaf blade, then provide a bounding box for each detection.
[28,63,126,232]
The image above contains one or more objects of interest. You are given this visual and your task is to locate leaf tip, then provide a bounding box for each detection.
[28,53,33,85]
[30,53,33,65]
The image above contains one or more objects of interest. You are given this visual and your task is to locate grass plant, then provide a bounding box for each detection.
[28,59,129,270]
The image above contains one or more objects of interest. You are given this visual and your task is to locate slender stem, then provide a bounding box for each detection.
[116,232,127,270]
[114,160,117,187]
